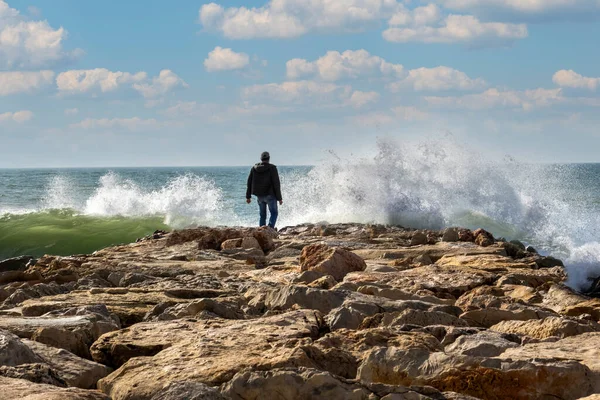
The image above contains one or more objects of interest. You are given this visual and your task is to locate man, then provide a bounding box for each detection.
[246,151,283,228]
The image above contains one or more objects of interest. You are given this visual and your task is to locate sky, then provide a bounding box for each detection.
[0,0,599,167]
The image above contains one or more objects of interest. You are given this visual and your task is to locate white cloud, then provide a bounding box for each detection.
[64,108,78,116]
[163,101,283,122]
[199,0,400,39]
[0,0,78,68]
[286,49,404,81]
[0,109,33,123]
[553,69,600,91]
[348,91,380,108]
[56,68,147,94]
[204,46,250,72]
[132,70,188,98]
[425,88,563,111]
[0,70,54,95]
[70,117,163,131]
[243,80,352,104]
[383,14,528,45]
[388,66,486,91]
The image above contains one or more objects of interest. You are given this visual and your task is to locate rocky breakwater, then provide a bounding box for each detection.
[0,224,599,399]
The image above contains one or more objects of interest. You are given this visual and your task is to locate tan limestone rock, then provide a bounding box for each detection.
[0,376,110,400]
[490,316,600,339]
[300,244,366,281]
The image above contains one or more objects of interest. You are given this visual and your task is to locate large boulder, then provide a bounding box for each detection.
[24,339,112,389]
[97,311,324,399]
[300,244,366,281]
[0,330,44,367]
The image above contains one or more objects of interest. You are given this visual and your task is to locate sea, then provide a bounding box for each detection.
[1,139,600,292]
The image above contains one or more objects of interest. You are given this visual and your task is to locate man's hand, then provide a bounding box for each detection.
[246,198,251,204]
[279,200,283,205]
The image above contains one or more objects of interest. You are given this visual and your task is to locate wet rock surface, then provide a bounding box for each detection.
[0,224,597,399]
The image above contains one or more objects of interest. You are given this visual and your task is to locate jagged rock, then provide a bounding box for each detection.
[535,256,564,269]
[444,331,520,357]
[221,368,375,400]
[23,339,112,389]
[380,309,469,328]
[263,285,346,314]
[500,332,600,392]
[0,329,44,366]
[410,232,428,246]
[221,238,242,250]
[91,320,197,368]
[150,382,225,400]
[473,229,494,247]
[300,244,366,281]
[459,307,555,328]
[241,236,261,250]
[442,228,459,243]
[97,311,324,399]
[490,316,600,339]
[0,363,67,387]
[0,376,110,399]
[0,256,35,272]
[307,275,338,289]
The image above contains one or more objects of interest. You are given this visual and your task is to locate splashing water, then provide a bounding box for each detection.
[1,138,600,290]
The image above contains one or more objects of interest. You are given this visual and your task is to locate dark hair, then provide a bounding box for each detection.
[260,151,270,161]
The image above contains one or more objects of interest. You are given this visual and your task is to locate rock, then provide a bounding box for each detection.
[150,382,225,400]
[525,245,537,253]
[380,309,469,328]
[307,275,338,290]
[509,240,526,251]
[500,332,600,392]
[221,368,374,400]
[444,331,519,357]
[0,363,67,387]
[97,311,323,399]
[535,256,564,269]
[300,244,366,281]
[23,339,112,389]
[459,307,555,328]
[0,376,111,399]
[263,285,346,314]
[241,236,261,250]
[91,320,197,369]
[0,329,44,366]
[293,270,326,284]
[442,228,459,243]
[457,229,474,242]
[490,316,600,339]
[410,232,428,246]
[473,229,494,247]
[221,238,242,250]
[0,256,35,272]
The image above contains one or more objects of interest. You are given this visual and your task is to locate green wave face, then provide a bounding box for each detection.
[0,210,168,259]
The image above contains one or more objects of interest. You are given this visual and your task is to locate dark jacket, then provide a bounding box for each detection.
[246,162,282,201]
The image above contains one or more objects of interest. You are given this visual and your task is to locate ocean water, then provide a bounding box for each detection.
[1,139,600,291]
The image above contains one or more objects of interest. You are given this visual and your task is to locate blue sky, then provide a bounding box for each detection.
[1,0,599,167]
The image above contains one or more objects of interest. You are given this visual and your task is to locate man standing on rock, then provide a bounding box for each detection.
[246,151,283,229]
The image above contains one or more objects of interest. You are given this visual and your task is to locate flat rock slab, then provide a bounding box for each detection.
[98,310,323,400]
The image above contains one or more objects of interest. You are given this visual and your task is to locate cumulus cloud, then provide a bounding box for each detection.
[0,109,33,123]
[348,91,380,108]
[286,49,404,81]
[132,70,188,98]
[553,69,600,91]
[243,80,352,104]
[56,68,147,94]
[199,0,400,39]
[56,68,187,99]
[388,66,486,91]
[425,88,563,111]
[0,0,79,68]
[204,46,250,72]
[70,117,163,131]
[0,70,54,95]
[383,14,528,45]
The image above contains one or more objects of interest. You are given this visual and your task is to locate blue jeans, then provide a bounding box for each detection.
[257,195,278,228]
